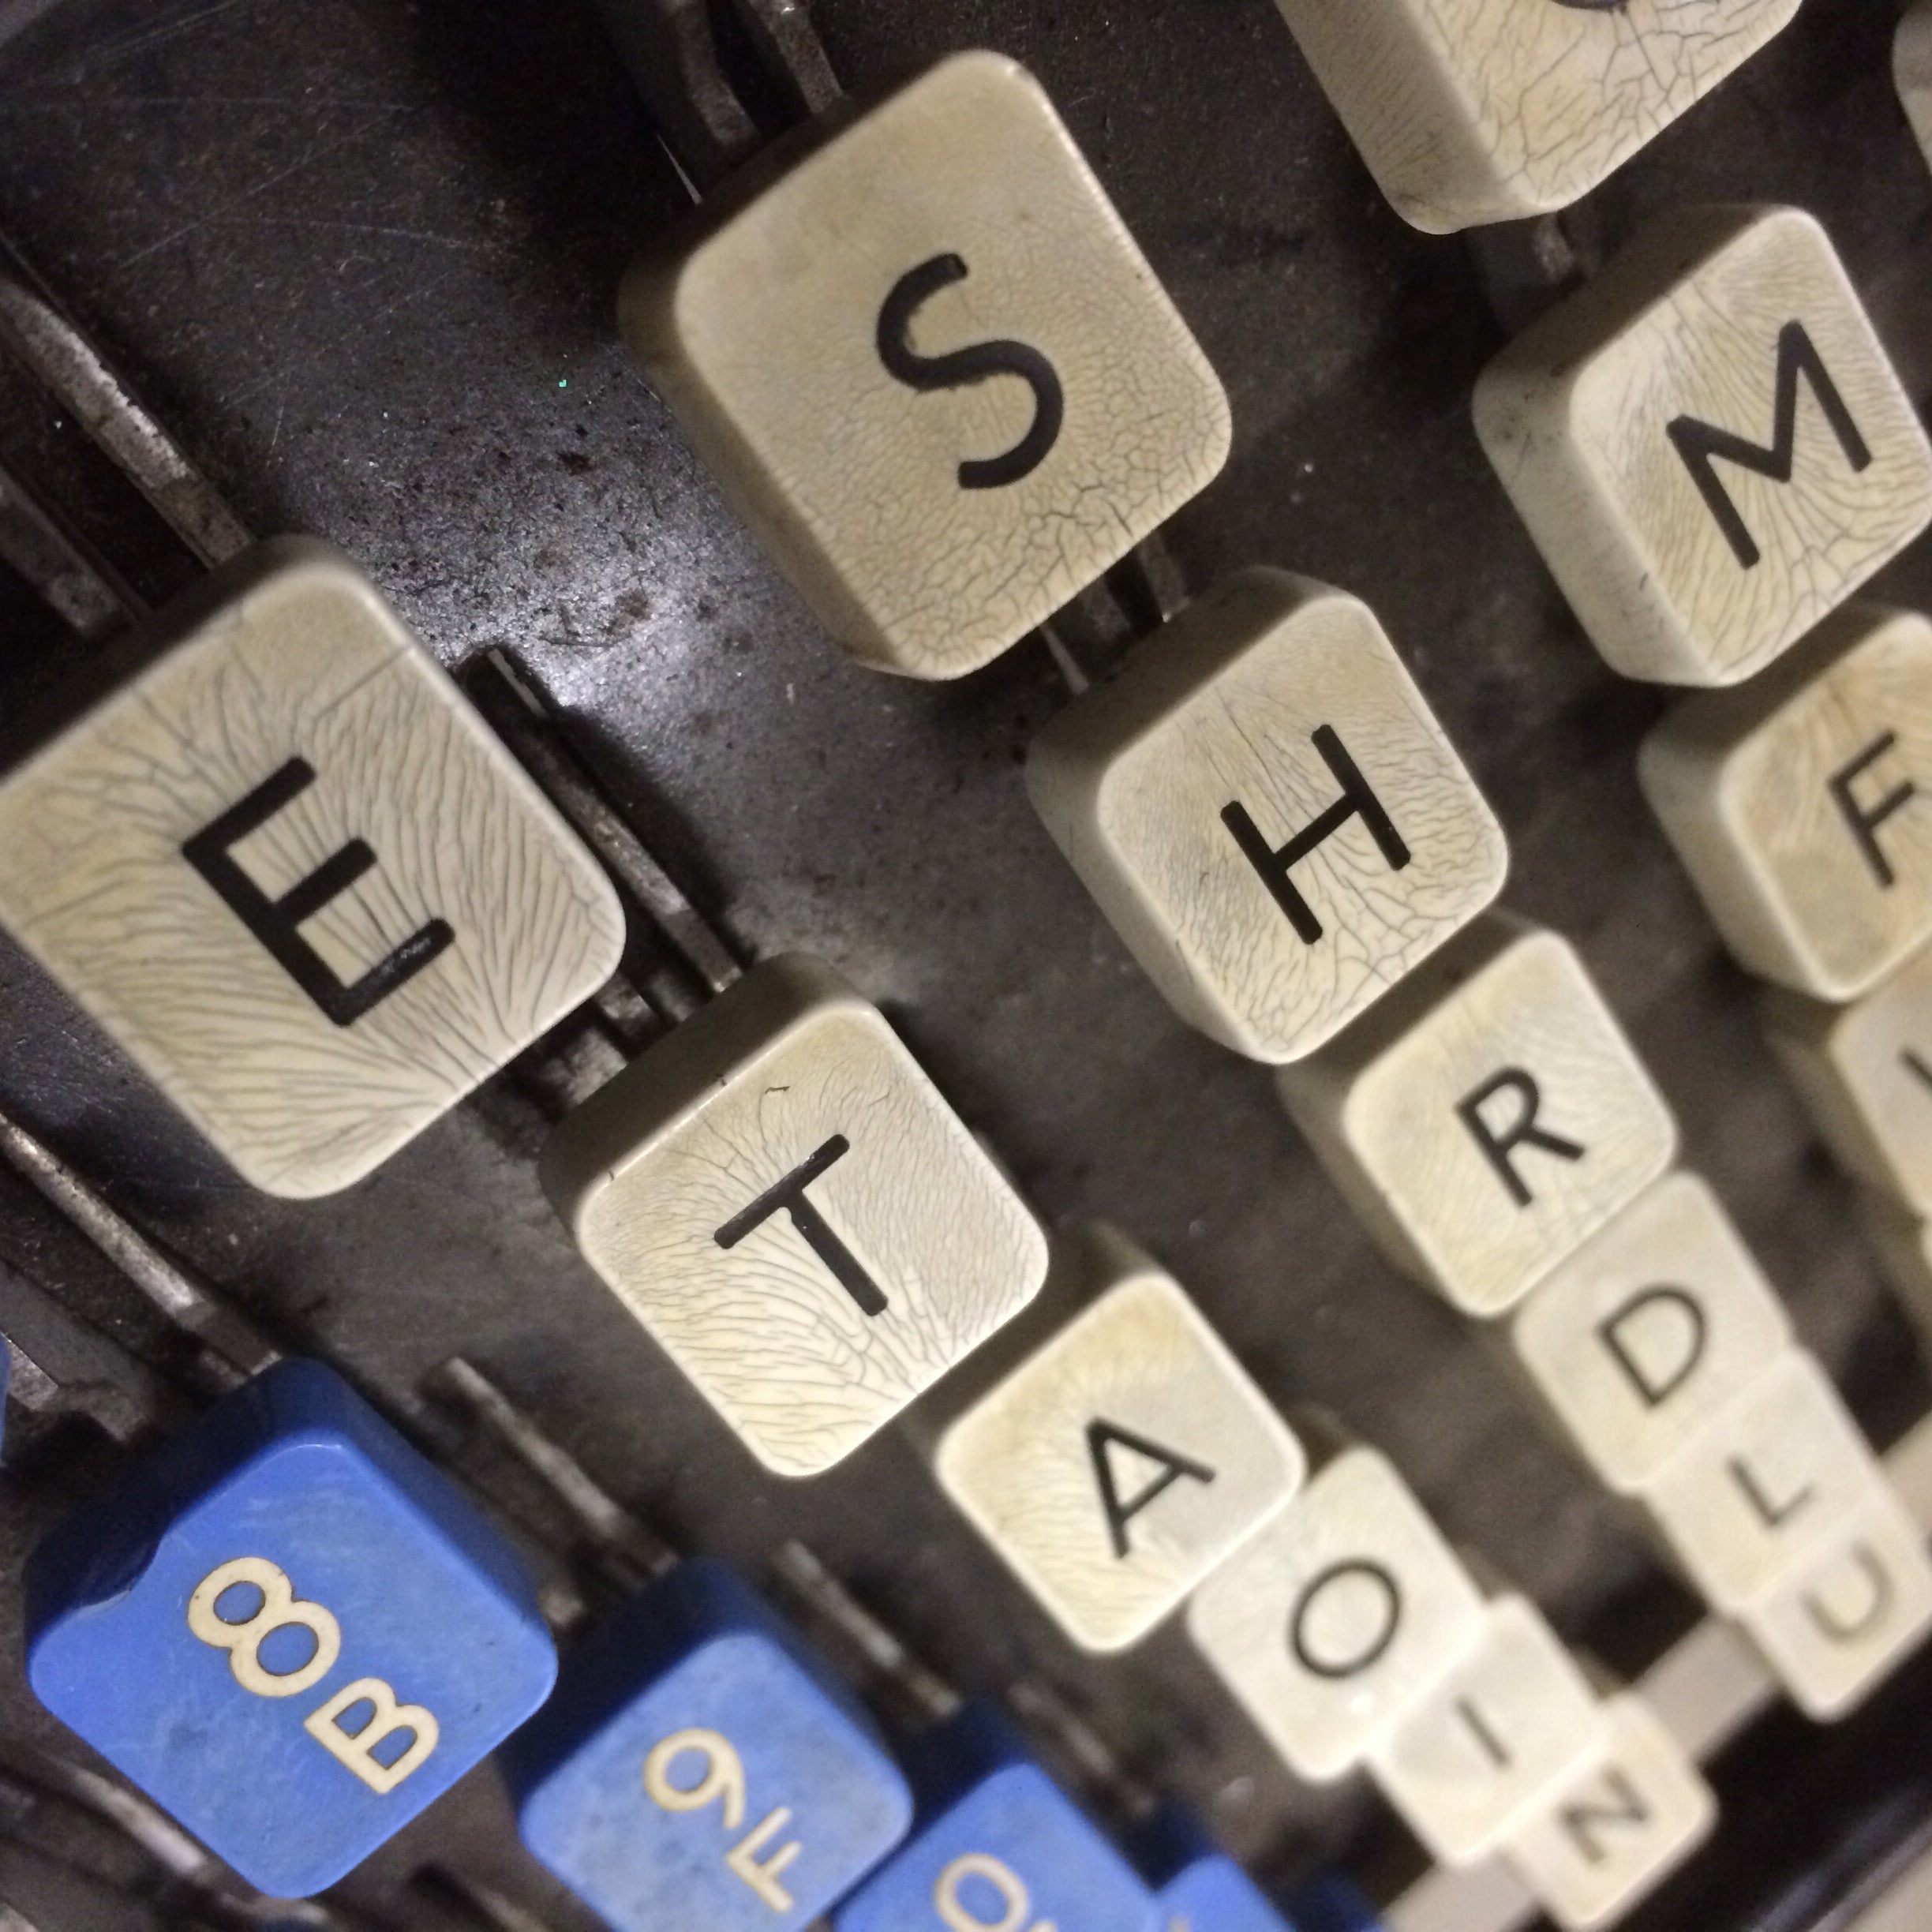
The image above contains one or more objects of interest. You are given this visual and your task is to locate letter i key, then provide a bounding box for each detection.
[9,1115,557,1898]
[434,1361,913,1932]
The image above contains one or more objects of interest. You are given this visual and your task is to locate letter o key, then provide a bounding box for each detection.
[1290,1559,1402,1680]
[187,1556,342,1698]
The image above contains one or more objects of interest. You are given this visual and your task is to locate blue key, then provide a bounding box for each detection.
[834,1702,1157,1932]
[25,1357,556,1898]
[504,1557,912,1931]
[1129,1803,1296,1931]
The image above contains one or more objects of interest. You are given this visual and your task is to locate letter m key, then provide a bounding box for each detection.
[1668,323,1873,571]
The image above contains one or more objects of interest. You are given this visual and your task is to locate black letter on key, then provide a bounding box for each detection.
[1667,322,1873,571]
[1087,1420,1215,1559]
[1456,1069,1586,1208]
[182,758,455,1028]
[877,254,1065,490]
[1829,732,1917,887]
[715,1136,888,1319]
[1222,727,1411,945]
[1559,1771,1653,1869]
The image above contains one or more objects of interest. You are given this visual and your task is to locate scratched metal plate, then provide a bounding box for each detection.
[1,0,1930,1923]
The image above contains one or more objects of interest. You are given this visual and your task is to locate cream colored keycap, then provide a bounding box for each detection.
[0,539,624,1200]
[1187,1441,1485,1782]
[1763,944,1932,1214]
[540,954,1047,1478]
[1368,1595,1603,1868]
[1508,1174,1792,1496]
[1026,570,1507,1065]
[934,1225,1304,1653]
[1475,207,1932,687]
[1279,915,1678,1316]
[620,52,1230,682]
[1642,1350,1883,1613]
[1500,1694,1716,1932]
[1901,4,1932,175]
[1274,1,1797,236]
[1640,606,1932,1000]
[1739,1483,1932,1720]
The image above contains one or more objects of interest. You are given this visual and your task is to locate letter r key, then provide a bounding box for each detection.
[0,539,625,1197]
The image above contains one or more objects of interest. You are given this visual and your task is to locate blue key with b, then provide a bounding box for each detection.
[1129,1804,1298,1931]
[504,1557,912,1931]
[835,1702,1156,1932]
[25,1357,556,1898]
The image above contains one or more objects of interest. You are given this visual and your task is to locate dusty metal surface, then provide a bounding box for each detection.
[0,0,1930,1921]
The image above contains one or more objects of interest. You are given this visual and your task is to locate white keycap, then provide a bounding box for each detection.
[1026,570,1508,1065]
[934,1225,1305,1653]
[1763,943,1932,1215]
[621,51,1230,682]
[1279,915,1678,1317]
[540,954,1048,1477]
[1187,1442,1485,1782]
[1508,1174,1792,1496]
[1475,207,1932,688]
[1640,605,1932,999]
[0,539,625,1200]
[1500,1694,1716,1932]
[1902,4,1932,174]
[1368,1596,1603,1868]
[1642,1351,1882,1613]
[1272,0,1799,235]
[1740,1483,1932,1720]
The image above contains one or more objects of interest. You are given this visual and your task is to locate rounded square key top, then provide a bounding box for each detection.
[1477,208,1932,688]
[0,538,626,1197]
[1028,570,1507,1065]
[24,1359,556,1899]
[1275,0,1799,234]
[1280,915,1678,1317]
[504,1559,911,1932]
[1500,1694,1714,1931]
[1509,1174,1793,1496]
[1188,1443,1485,1782]
[1641,606,1932,999]
[833,1702,1156,1932]
[935,1226,1305,1653]
[541,955,1048,1478]
[623,52,1230,680]
[1367,1596,1603,1868]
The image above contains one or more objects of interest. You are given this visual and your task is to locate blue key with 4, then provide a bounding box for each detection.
[835,1702,1157,1932]
[25,1357,556,1897]
[504,1557,912,1931]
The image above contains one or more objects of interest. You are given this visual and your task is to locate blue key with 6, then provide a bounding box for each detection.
[504,1557,912,1930]
[835,1702,1157,1932]
[25,1358,556,1897]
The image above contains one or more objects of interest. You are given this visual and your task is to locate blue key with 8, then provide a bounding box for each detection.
[25,1357,556,1897]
